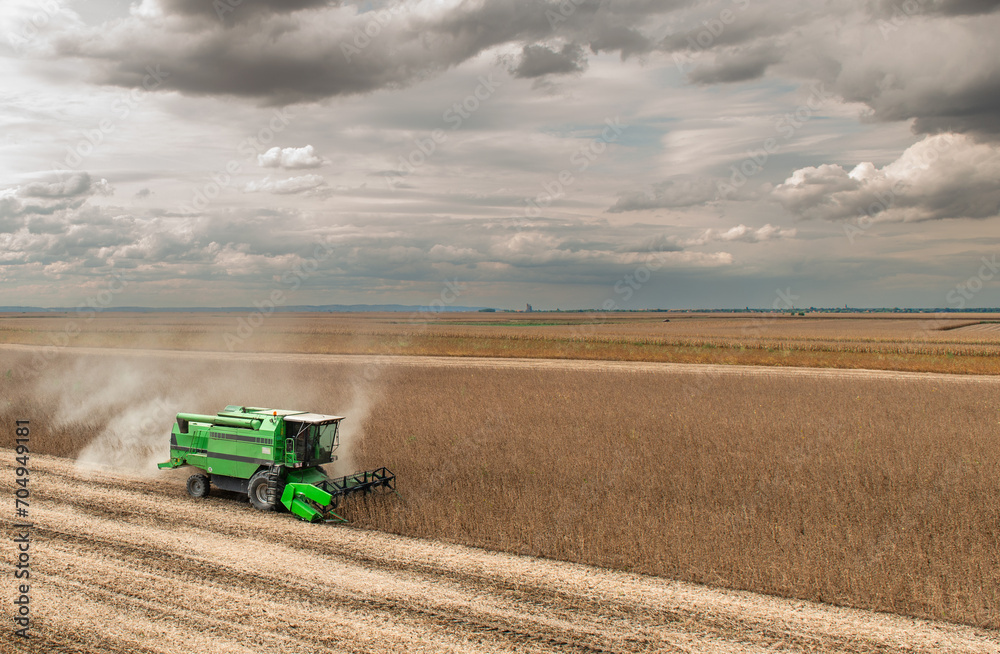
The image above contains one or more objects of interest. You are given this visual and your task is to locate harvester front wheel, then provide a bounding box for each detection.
[274,481,288,513]
[248,470,278,511]
[186,474,210,498]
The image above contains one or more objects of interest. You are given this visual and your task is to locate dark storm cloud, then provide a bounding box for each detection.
[587,23,656,58]
[50,0,683,102]
[649,1,1000,141]
[686,44,781,84]
[162,0,335,21]
[33,0,1000,140]
[931,0,1000,14]
[868,0,1000,16]
[511,42,588,78]
[900,78,1000,137]
[836,73,1000,140]
[818,8,1000,139]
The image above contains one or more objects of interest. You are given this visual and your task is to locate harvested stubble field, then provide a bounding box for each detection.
[3,452,999,654]
[1,344,998,645]
[5,454,999,654]
[2,311,1000,373]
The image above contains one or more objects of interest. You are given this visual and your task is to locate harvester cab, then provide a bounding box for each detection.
[283,414,340,468]
[158,406,395,523]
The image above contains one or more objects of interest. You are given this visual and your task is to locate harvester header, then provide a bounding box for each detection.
[158,405,394,522]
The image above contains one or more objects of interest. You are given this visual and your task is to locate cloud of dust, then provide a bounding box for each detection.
[74,396,185,474]
[329,357,385,476]
[47,360,147,425]
[26,336,387,477]
[35,357,192,475]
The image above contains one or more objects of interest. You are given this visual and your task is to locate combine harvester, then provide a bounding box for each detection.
[158,406,395,522]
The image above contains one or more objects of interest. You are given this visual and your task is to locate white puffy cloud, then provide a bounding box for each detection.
[773,134,1000,222]
[696,224,796,244]
[257,145,325,170]
[244,174,327,195]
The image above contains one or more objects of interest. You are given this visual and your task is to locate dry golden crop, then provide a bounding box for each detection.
[2,311,1000,373]
[1,346,997,630]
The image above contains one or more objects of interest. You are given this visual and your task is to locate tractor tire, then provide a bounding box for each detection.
[186,474,210,498]
[248,470,277,511]
[274,481,288,512]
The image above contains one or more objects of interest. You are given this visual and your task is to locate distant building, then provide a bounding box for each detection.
[525,303,533,313]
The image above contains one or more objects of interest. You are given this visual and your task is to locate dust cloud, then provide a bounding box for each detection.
[328,358,385,476]
[74,396,185,474]
[34,357,191,474]
[14,345,387,477]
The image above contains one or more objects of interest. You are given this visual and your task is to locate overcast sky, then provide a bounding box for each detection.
[1,0,999,310]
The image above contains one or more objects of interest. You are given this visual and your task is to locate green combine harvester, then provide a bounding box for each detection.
[157,405,395,522]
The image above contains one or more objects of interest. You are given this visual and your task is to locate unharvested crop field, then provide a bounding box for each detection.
[3,311,1000,373]
[2,344,999,640]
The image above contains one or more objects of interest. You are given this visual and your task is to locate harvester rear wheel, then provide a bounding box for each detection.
[248,470,277,511]
[186,474,210,498]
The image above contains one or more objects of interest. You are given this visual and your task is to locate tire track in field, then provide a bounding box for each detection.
[26,496,895,654]
[25,466,953,653]
[9,460,688,653]
[3,454,999,654]
[29,492,844,654]
[3,343,1000,383]
[35,525,618,654]
[25,481,712,653]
